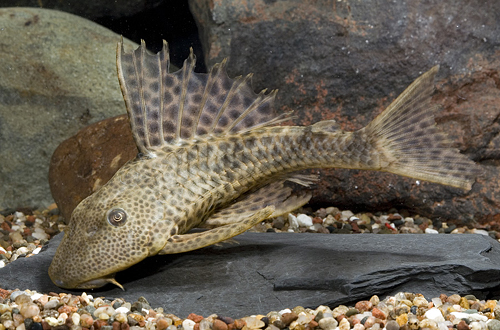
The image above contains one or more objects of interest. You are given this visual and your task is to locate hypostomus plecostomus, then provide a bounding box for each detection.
[49,40,481,289]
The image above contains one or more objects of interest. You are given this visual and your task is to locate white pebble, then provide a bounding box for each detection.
[296,312,314,325]
[296,214,313,227]
[72,312,80,326]
[341,210,354,220]
[30,293,42,301]
[0,260,5,268]
[16,247,29,255]
[431,297,443,308]
[339,318,350,330]
[45,317,60,327]
[182,319,196,330]
[318,317,338,330]
[32,227,49,240]
[450,312,488,322]
[16,324,26,330]
[279,308,292,315]
[470,321,486,330]
[471,229,489,236]
[288,214,299,229]
[425,228,439,234]
[425,308,445,322]
[0,247,6,254]
[115,306,130,314]
[32,247,41,255]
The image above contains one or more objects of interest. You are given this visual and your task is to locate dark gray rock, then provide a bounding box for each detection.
[2,232,500,318]
[188,0,500,224]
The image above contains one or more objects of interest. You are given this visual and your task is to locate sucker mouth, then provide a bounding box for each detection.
[74,274,125,290]
[51,273,124,291]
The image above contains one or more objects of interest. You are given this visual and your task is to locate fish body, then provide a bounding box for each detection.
[49,40,480,289]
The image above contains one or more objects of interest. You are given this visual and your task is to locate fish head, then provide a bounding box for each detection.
[48,171,170,289]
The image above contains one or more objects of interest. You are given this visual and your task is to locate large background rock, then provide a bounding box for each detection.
[0,7,137,210]
[50,0,499,224]
[3,1,500,225]
[2,232,500,318]
[188,0,500,224]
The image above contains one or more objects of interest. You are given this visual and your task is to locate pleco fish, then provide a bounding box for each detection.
[49,40,481,289]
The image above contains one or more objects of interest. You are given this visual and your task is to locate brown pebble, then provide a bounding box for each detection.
[364,316,376,328]
[355,300,373,312]
[213,319,229,330]
[233,319,246,329]
[387,214,402,221]
[120,323,130,330]
[94,320,107,330]
[188,313,204,323]
[372,307,386,320]
[156,319,170,330]
[457,320,469,330]
[281,313,298,326]
[308,320,319,328]
[112,321,120,330]
[41,321,51,330]
[58,305,77,314]
[313,217,323,224]
[447,294,461,305]
[194,323,200,330]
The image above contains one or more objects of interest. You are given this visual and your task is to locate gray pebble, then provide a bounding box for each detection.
[43,300,59,310]
[488,319,500,330]
[386,320,400,330]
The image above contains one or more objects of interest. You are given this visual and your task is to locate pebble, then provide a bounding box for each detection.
[318,317,337,330]
[2,207,500,330]
[339,318,350,330]
[296,214,313,227]
[182,319,196,330]
[386,320,400,330]
[425,308,445,322]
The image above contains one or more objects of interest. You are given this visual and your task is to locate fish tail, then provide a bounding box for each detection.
[363,66,481,190]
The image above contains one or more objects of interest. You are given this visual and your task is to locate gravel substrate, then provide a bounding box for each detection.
[1,205,499,269]
[0,289,499,330]
[2,205,500,329]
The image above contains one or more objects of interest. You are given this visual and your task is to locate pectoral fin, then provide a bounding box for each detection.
[201,180,312,228]
[158,206,274,254]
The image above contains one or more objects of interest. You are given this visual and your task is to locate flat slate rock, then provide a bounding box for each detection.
[3,232,500,318]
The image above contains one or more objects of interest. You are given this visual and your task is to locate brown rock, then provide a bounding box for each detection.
[456,320,470,330]
[233,319,246,330]
[281,313,298,326]
[372,307,387,320]
[49,115,137,222]
[187,313,204,323]
[213,320,229,330]
[355,300,373,312]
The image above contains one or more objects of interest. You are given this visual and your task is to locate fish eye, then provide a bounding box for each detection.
[106,208,128,227]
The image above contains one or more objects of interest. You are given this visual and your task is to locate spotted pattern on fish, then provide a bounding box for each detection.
[48,39,481,289]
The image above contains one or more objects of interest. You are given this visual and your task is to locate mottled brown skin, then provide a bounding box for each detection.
[48,41,480,289]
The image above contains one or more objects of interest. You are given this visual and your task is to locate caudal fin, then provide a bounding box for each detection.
[365,66,481,190]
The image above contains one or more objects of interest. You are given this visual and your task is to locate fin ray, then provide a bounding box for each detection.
[366,66,481,189]
[117,39,287,153]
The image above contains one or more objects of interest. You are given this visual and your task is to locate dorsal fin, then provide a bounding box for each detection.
[116,39,290,155]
